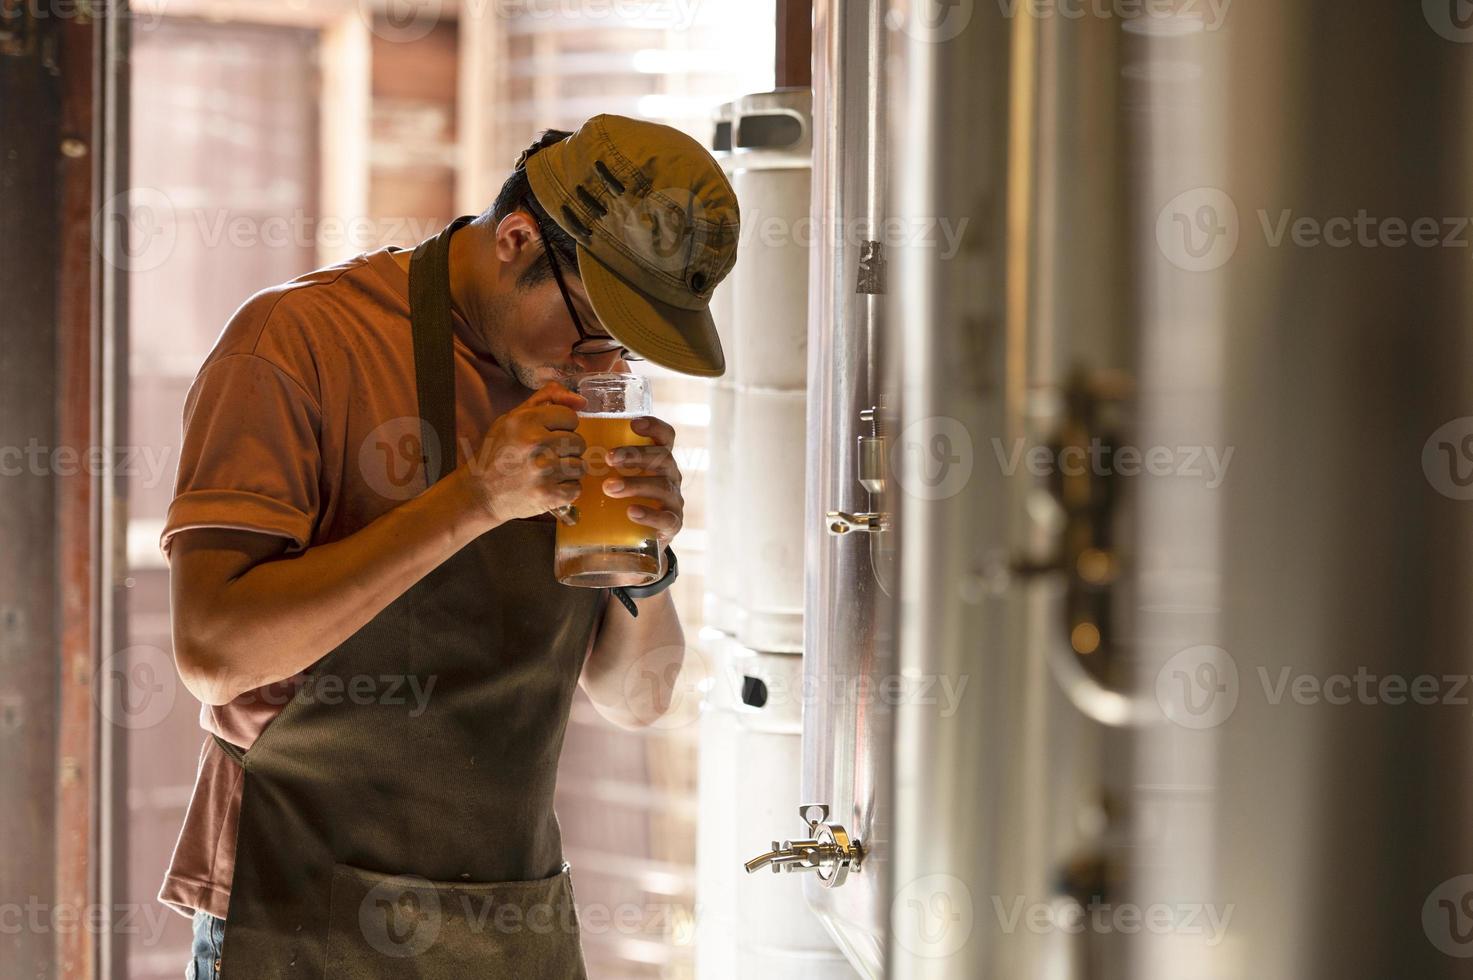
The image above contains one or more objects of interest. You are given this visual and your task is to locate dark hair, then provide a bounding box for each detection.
[483,129,579,289]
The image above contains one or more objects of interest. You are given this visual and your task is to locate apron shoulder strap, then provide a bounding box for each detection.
[407,215,476,484]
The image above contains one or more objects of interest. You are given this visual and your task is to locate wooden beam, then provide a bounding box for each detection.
[0,5,62,977]
[55,7,103,980]
[774,0,812,90]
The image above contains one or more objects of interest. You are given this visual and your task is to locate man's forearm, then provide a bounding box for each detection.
[172,466,497,705]
[579,587,687,728]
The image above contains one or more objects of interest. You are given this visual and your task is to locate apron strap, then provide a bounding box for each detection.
[408,215,477,484]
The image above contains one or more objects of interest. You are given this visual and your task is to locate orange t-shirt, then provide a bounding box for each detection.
[157,245,580,919]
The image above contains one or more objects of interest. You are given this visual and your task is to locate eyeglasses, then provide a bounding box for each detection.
[525,199,642,362]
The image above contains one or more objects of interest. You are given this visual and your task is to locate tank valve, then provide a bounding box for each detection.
[743,804,863,888]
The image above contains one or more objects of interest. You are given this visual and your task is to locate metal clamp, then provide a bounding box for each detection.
[826,510,890,535]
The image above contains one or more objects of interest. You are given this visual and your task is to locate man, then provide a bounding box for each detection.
[160,115,738,979]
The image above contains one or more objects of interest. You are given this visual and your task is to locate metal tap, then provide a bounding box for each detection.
[743,804,863,888]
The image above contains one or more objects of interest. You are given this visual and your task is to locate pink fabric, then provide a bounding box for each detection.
[158,246,576,918]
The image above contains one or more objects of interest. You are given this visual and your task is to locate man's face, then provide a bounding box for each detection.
[477,210,627,390]
[489,272,625,390]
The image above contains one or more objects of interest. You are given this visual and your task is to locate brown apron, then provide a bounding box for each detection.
[213,216,607,979]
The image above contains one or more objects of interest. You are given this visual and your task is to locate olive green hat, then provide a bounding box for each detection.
[525,114,739,377]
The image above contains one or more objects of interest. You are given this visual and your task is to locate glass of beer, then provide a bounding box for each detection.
[553,372,667,588]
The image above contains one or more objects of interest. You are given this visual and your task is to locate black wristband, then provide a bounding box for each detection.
[609,546,678,617]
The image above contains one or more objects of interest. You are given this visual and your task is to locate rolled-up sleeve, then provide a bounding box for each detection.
[161,352,323,557]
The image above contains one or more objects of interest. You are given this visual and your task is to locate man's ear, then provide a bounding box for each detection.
[493,210,539,268]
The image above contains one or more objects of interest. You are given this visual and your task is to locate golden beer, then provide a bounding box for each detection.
[554,375,666,587]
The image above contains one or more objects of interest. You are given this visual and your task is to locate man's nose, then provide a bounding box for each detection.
[573,350,624,373]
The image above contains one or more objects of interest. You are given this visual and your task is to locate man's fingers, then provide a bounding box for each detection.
[629,415,675,446]
[524,381,587,412]
[602,475,680,509]
[627,505,680,539]
[604,445,676,479]
[522,403,582,432]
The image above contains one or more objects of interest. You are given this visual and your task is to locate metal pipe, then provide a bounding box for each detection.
[799,0,894,975]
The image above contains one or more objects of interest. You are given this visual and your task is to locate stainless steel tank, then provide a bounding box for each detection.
[740,2,895,977]
[885,1,1473,979]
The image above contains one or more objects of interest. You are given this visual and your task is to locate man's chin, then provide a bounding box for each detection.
[526,366,574,390]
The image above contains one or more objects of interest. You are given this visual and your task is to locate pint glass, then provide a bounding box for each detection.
[553,373,667,588]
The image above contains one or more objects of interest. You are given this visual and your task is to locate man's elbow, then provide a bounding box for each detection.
[172,619,248,706]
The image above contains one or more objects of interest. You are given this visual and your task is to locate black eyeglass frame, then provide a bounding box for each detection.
[523,198,642,362]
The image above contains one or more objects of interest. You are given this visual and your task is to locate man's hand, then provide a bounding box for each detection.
[466,382,588,523]
[601,415,683,548]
